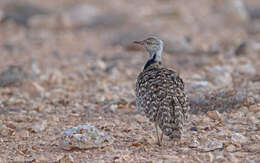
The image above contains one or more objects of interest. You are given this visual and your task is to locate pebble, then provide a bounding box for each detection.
[135,114,148,123]
[88,160,105,163]
[34,154,48,162]
[190,127,198,131]
[206,110,222,121]
[246,144,260,152]
[214,154,227,162]
[226,144,236,152]
[231,133,248,144]
[58,154,74,163]
[200,141,223,151]
[189,137,200,148]
[251,134,260,141]
[16,130,30,138]
[30,121,47,133]
[0,123,9,136]
[60,124,113,150]
[109,104,118,112]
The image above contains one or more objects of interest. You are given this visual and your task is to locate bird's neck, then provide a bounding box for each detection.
[144,52,162,70]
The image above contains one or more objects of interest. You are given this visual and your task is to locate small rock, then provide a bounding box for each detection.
[246,143,260,152]
[16,130,30,138]
[0,65,25,87]
[135,114,148,123]
[34,154,48,162]
[226,144,236,152]
[87,160,105,163]
[231,133,248,144]
[155,157,181,163]
[251,134,260,141]
[190,127,198,131]
[47,70,64,85]
[109,104,118,112]
[32,82,45,94]
[60,124,113,150]
[189,137,200,148]
[0,123,9,136]
[206,110,222,121]
[200,141,223,152]
[244,157,256,163]
[214,155,228,162]
[13,156,26,162]
[58,154,74,163]
[30,121,47,133]
[217,129,232,137]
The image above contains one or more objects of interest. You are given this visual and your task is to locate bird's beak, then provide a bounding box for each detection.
[133,40,145,46]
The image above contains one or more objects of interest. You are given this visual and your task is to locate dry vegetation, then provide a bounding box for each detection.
[0,0,259,162]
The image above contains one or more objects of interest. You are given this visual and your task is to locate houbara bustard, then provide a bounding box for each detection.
[134,37,189,145]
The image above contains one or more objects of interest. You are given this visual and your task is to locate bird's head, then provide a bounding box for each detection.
[134,37,163,62]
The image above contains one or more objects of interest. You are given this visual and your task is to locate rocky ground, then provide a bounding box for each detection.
[0,0,260,162]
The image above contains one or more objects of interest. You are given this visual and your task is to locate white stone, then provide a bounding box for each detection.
[58,154,74,163]
[200,141,223,151]
[30,121,47,133]
[231,133,248,144]
[60,124,113,150]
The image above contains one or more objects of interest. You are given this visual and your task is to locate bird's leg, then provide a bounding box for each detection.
[155,123,161,146]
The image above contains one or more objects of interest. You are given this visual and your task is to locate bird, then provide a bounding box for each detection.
[134,36,189,145]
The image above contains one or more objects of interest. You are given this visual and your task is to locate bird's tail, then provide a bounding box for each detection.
[160,123,182,139]
[157,105,185,139]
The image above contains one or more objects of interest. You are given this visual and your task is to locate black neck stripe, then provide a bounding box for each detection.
[144,53,158,70]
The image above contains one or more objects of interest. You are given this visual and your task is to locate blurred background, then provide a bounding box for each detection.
[0,0,260,162]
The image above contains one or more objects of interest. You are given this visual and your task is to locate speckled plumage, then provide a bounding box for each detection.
[134,37,189,144]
